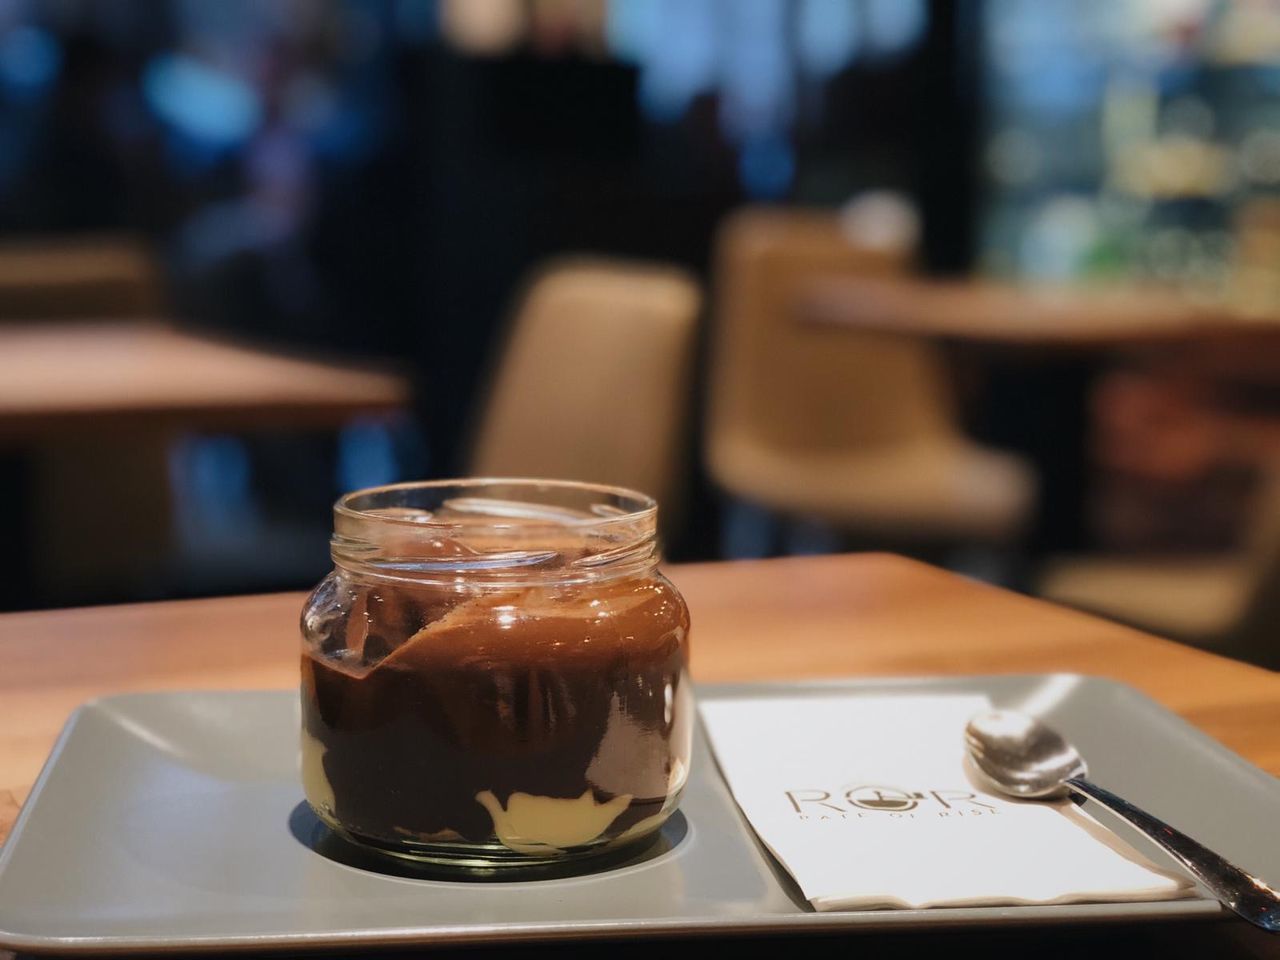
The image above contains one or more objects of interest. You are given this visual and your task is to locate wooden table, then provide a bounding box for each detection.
[0,322,411,600]
[801,277,1280,556]
[0,322,409,438]
[800,276,1280,348]
[1,553,1277,956]
[4,552,1277,835]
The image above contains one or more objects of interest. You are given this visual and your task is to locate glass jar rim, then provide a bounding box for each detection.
[329,478,661,585]
[333,477,658,532]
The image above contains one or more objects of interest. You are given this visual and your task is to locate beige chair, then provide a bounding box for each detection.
[0,234,163,320]
[469,258,701,526]
[1039,464,1280,663]
[705,207,1035,545]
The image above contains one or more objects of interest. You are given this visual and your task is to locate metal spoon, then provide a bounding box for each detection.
[965,709,1280,933]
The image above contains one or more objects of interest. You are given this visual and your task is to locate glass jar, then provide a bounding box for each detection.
[300,479,692,869]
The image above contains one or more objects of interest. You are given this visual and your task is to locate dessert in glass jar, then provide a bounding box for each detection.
[300,479,692,868]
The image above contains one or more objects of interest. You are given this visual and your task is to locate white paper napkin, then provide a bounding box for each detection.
[699,694,1194,911]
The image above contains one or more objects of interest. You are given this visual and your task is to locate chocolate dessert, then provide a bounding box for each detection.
[300,574,692,860]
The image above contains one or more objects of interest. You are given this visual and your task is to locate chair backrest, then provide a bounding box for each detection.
[469,258,701,523]
[706,207,954,472]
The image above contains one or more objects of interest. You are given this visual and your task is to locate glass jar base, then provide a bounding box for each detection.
[316,812,666,873]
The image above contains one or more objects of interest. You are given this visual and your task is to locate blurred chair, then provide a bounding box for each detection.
[469,258,701,527]
[0,234,163,320]
[705,206,1036,547]
[1038,464,1280,666]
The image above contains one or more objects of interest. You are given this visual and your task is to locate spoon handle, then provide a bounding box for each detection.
[1065,776,1280,932]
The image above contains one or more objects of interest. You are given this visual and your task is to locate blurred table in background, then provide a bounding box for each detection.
[0,322,408,437]
[799,276,1280,557]
[0,236,163,321]
[800,276,1280,348]
[0,321,410,604]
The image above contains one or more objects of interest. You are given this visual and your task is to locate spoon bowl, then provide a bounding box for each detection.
[965,709,1088,798]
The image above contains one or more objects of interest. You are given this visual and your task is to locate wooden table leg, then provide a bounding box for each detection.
[31,427,176,605]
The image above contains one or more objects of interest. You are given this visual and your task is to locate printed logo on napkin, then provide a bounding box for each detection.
[699,694,1194,912]
[787,783,997,818]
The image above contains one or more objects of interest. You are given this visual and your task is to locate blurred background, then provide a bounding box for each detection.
[0,0,1276,668]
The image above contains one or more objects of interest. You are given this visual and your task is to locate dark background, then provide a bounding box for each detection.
[0,0,969,607]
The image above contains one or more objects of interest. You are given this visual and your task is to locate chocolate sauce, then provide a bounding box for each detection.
[301,575,691,856]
